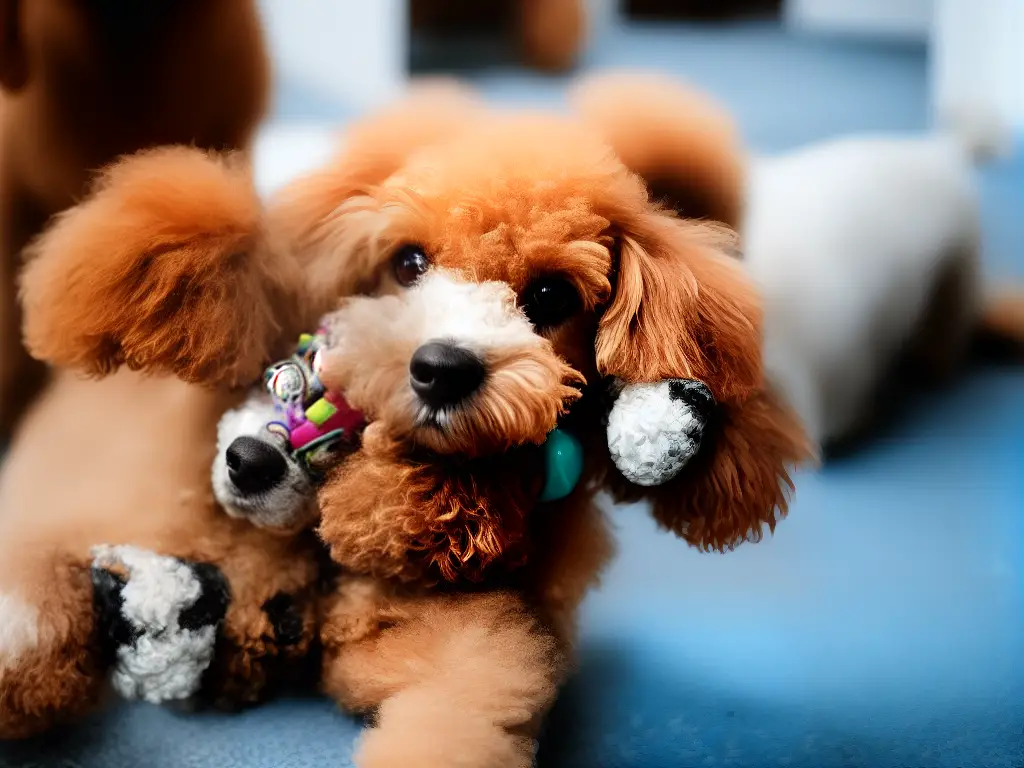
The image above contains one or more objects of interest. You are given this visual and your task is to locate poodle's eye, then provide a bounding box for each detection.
[520,276,580,330]
[392,244,431,287]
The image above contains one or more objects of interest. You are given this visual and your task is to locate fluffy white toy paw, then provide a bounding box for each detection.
[607,379,715,487]
[91,545,230,704]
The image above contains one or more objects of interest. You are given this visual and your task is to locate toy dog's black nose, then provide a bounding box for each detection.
[226,436,287,495]
[410,341,486,408]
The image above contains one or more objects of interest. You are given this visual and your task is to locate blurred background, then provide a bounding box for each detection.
[6,2,1020,767]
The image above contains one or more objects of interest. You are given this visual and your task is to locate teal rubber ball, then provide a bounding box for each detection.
[539,428,584,502]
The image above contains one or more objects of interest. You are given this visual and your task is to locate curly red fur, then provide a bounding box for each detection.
[268,83,482,302]
[318,427,546,584]
[574,75,814,548]
[0,0,268,437]
[0,556,100,739]
[596,212,760,402]
[0,0,334,741]
[571,71,747,228]
[669,389,811,549]
[20,147,304,387]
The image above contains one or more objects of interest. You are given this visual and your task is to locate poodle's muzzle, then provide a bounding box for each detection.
[318,270,583,456]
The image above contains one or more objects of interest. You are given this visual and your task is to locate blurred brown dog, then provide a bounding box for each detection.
[412,0,587,71]
[0,0,268,439]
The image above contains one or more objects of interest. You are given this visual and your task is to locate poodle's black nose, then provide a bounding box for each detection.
[410,341,486,408]
[226,436,287,495]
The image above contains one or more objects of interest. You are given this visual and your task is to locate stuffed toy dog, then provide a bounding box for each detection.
[4,80,811,765]
[0,0,268,440]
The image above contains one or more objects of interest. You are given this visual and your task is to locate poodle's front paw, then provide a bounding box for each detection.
[607,379,715,487]
[91,545,230,704]
[201,588,320,711]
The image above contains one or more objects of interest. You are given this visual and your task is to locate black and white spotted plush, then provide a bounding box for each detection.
[91,545,230,704]
[607,379,716,487]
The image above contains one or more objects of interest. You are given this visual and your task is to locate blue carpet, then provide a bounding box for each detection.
[3,19,1022,768]
[538,369,1024,768]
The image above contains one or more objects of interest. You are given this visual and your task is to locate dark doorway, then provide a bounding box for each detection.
[625,0,782,21]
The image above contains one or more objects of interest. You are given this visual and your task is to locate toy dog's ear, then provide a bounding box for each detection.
[269,81,481,302]
[20,146,301,387]
[597,209,814,550]
[570,71,746,230]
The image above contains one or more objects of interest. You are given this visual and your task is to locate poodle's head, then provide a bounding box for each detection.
[289,115,752,450]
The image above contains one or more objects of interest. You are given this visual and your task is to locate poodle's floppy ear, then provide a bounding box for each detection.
[570,71,746,230]
[596,208,813,550]
[579,72,809,548]
[269,80,482,302]
[597,212,758,399]
[20,146,302,387]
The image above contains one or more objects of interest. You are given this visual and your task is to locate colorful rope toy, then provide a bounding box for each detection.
[263,329,366,475]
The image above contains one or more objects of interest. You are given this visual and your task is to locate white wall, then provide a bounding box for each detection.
[932,0,1024,130]
[785,0,933,40]
[785,0,1023,131]
[257,0,408,112]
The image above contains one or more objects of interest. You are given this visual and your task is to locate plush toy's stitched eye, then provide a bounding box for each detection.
[392,244,431,287]
[520,276,581,330]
